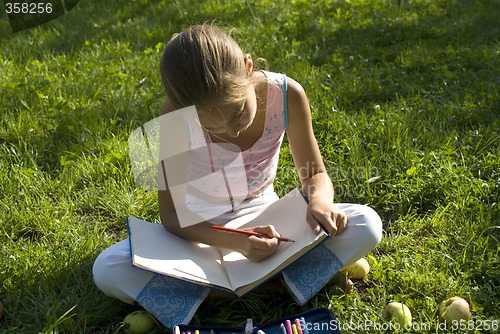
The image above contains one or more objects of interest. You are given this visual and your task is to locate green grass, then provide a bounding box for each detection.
[1,0,499,332]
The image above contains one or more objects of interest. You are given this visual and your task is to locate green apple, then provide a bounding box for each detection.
[382,302,412,328]
[341,257,370,279]
[438,296,472,323]
[123,310,156,334]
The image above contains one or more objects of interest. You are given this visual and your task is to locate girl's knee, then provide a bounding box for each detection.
[336,204,383,251]
[359,204,383,246]
[92,242,155,304]
[92,244,129,297]
[92,250,113,293]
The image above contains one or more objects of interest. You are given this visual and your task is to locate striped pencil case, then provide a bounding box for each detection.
[175,308,341,334]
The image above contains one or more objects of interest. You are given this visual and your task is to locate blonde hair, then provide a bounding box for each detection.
[160,24,264,114]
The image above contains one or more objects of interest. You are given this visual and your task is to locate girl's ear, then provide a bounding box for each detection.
[244,54,254,76]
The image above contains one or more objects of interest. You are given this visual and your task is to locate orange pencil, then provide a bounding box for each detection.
[212,225,295,242]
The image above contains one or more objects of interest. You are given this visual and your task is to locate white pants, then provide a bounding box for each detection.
[93,188,382,325]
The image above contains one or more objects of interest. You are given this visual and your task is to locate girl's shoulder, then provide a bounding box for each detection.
[260,71,304,97]
[260,70,285,86]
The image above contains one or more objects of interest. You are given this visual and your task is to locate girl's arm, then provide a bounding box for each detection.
[285,79,347,236]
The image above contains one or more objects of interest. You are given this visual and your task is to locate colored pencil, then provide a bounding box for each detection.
[212,225,295,242]
[285,320,293,334]
[280,323,287,334]
[299,317,309,334]
[294,319,304,334]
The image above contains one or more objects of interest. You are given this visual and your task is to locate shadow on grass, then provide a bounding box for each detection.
[1,253,130,332]
[291,0,500,125]
[0,0,256,56]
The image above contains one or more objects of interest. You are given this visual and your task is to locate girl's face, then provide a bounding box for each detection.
[200,84,258,138]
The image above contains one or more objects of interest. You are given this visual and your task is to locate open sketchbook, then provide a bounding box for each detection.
[127,188,329,297]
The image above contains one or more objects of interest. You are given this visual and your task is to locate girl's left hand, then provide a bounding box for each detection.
[306,198,347,237]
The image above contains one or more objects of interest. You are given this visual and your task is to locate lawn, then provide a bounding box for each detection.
[0,0,499,333]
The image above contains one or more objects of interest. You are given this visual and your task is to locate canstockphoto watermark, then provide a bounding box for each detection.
[276,163,381,199]
[302,319,416,332]
[302,319,500,332]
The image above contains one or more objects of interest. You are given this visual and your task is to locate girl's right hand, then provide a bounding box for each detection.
[240,225,281,262]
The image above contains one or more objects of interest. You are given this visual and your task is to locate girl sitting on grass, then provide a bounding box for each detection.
[93,24,382,328]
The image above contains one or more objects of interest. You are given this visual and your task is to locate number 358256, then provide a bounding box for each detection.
[5,2,53,14]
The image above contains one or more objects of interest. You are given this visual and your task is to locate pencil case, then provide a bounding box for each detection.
[175,308,341,334]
